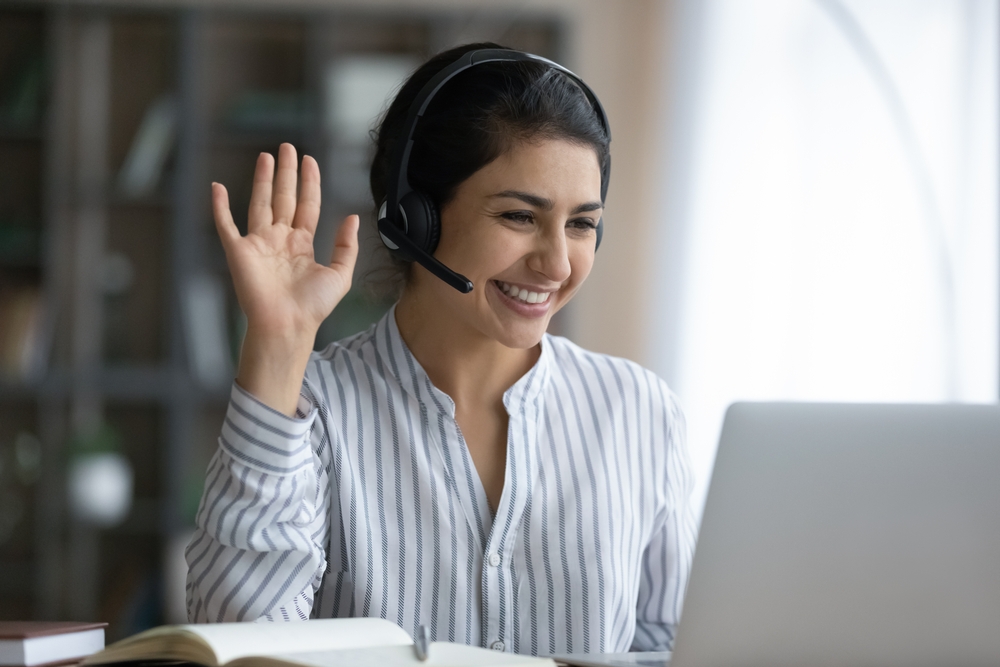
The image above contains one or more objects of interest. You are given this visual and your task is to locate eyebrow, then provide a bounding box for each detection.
[489,189,604,215]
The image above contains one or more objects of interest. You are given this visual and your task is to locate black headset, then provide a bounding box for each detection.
[377,48,612,294]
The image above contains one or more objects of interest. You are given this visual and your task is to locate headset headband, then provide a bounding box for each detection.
[384,48,612,232]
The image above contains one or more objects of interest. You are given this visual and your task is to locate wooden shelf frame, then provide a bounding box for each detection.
[0,2,566,631]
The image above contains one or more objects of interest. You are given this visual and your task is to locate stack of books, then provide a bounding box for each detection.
[1,617,648,667]
[0,622,106,667]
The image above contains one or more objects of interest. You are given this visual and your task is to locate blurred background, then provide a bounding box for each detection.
[0,0,996,640]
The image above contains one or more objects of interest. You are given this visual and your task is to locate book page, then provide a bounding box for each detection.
[185,618,412,665]
[231,642,555,667]
[550,652,672,667]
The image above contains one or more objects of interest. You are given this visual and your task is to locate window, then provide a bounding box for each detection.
[656,0,999,514]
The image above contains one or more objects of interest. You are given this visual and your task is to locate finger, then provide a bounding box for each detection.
[330,214,360,278]
[292,154,322,234]
[212,182,241,248]
[272,143,299,226]
[248,152,275,234]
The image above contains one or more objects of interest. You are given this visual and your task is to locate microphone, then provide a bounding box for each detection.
[377,217,474,294]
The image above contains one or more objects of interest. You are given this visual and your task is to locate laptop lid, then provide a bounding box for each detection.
[671,402,1000,667]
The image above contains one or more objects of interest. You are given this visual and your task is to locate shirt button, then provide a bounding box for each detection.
[488,552,501,567]
[490,641,505,651]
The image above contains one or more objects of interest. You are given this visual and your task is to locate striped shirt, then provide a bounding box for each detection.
[185,306,697,655]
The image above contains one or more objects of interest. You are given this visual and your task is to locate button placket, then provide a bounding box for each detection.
[483,541,501,651]
[481,376,544,655]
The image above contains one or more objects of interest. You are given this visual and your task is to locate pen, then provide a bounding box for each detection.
[414,624,431,662]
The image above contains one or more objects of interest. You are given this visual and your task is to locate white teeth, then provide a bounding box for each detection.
[497,281,551,305]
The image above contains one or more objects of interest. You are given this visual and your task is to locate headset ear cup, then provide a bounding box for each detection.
[399,191,441,254]
[425,196,441,253]
[595,217,603,251]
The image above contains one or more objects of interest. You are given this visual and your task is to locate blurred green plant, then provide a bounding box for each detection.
[0,49,44,129]
[0,215,41,267]
[69,422,122,458]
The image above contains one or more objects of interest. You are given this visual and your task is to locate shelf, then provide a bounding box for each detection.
[0,365,231,402]
[0,3,565,633]
[0,258,41,270]
[0,124,43,142]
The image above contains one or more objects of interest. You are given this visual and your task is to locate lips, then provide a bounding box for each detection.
[494,280,553,304]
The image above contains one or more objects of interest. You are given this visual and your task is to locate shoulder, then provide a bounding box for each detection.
[543,333,684,426]
[299,324,381,407]
[544,334,675,396]
[313,323,378,363]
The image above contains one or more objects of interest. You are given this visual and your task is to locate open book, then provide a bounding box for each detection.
[81,618,554,667]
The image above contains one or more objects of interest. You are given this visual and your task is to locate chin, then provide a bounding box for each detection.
[486,316,551,350]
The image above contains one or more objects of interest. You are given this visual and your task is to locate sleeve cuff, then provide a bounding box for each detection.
[219,382,319,475]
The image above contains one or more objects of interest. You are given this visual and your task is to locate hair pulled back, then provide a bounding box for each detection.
[367,42,610,297]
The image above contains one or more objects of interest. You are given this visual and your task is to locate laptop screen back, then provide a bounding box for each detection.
[672,402,1000,667]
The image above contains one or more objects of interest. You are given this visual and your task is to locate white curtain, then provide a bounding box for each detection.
[653,0,999,514]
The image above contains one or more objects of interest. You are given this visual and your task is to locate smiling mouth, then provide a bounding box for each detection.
[494,280,553,305]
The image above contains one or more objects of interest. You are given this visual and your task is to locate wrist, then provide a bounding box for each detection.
[242,314,318,349]
[236,327,315,416]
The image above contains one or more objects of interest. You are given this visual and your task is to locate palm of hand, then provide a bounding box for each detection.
[229,224,345,334]
[212,144,359,340]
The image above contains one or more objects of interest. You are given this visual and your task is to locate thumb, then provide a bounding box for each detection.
[330,214,360,276]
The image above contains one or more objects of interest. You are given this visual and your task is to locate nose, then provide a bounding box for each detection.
[526,223,572,283]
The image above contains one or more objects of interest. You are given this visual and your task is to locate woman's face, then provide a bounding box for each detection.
[409,137,603,349]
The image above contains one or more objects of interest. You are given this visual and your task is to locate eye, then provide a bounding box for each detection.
[569,217,598,231]
[501,211,534,224]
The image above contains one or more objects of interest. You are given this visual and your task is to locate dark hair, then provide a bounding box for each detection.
[366,42,611,297]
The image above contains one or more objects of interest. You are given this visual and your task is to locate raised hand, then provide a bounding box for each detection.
[212,143,359,415]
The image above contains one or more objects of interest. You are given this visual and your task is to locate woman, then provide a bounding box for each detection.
[186,42,696,656]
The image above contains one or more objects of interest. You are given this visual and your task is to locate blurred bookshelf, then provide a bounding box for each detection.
[0,2,564,638]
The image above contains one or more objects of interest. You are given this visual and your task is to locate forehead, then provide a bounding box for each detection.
[462,138,603,200]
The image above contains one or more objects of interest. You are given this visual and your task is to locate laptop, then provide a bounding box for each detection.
[556,402,1000,667]
[672,402,1000,667]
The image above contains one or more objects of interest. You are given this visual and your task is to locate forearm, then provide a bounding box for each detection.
[215,145,356,419]
[185,382,330,622]
[185,452,325,622]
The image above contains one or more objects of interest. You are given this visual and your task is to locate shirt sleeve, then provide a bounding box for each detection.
[185,380,332,623]
[631,385,698,652]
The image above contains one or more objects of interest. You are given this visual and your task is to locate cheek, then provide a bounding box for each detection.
[549,245,596,310]
[567,245,596,287]
[440,219,520,275]
[436,212,493,263]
